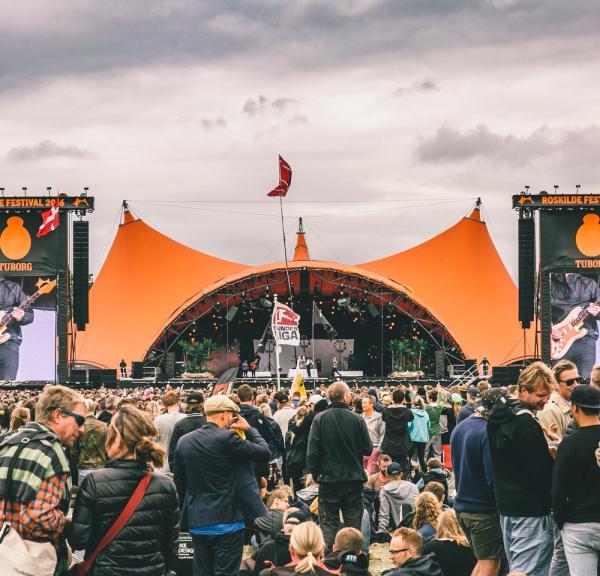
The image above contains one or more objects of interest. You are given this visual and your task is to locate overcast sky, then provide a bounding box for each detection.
[2,0,600,280]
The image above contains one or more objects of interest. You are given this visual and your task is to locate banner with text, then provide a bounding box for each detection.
[271,301,300,346]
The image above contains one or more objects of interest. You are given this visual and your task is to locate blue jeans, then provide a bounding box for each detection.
[562,522,600,576]
[500,514,554,576]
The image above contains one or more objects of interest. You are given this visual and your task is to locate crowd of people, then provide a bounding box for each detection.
[0,359,599,576]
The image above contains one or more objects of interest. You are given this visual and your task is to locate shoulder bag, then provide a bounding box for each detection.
[70,471,153,576]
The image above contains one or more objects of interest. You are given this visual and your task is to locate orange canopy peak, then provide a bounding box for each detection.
[293,217,311,261]
[121,200,136,225]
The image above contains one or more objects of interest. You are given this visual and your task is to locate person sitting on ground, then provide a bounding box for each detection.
[412,491,442,545]
[377,462,420,533]
[253,489,290,546]
[266,521,336,576]
[384,527,443,576]
[323,527,372,576]
[416,458,448,502]
[365,453,392,493]
[398,481,447,529]
[242,509,308,576]
[423,509,476,576]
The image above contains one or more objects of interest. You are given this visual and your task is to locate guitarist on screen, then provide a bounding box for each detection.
[551,272,600,379]
[0,277,34,380]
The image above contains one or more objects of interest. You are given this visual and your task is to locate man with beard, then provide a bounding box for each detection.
[487,361,556,576]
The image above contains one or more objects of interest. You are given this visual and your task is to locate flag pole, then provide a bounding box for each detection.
[279,196,293,302]
[311,302,316,389]
[274,294,281,390]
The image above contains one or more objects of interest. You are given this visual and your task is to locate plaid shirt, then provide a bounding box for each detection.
[0,472,68,546]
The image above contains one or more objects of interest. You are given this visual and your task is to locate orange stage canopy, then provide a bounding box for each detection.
[75,205,532,369]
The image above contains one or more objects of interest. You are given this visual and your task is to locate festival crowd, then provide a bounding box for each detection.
[0,359,600,576]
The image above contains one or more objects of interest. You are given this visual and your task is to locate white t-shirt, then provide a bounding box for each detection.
[154,411,185,472]
[273,406,296,438]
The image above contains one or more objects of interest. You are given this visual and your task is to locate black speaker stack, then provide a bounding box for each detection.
[72,220,90,331]
[518,212,536,329]
[492,365,522,387]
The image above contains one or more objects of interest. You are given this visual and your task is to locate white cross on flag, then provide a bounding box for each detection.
[36,199,60,238]
[271,301,300,346]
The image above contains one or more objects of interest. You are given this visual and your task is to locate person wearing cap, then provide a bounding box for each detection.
[456,385,481,424]
[377,462,420,533]
[167,390,206,471]
[451,388,505,576]
[552,384,600,575]
[273,391,296,438]
[307,381,372,549]
[173,394,271,576]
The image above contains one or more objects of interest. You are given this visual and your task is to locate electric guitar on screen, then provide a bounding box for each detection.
[0,278,56,345]
[551,298,600,360]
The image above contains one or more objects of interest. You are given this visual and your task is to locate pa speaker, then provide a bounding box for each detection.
[131,361,144,379]
[518,214,536,329]
[72,220,89,331]
[434,350,445,379]
[226,305,238,322]
[492,365,522,387]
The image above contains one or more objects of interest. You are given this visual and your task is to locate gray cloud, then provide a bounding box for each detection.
[415,124,600,167]
[288,114,309,126]
[394,78,439,96]
[200,117,226,131]
[7,140,92,162]
[242,95,299,117]
[1,1,599,93]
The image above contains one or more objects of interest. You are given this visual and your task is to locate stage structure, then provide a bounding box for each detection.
[0,193,94,383]
[74,199,529,381]
[513,189,600,379]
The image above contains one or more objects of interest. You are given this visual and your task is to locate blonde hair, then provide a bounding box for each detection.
[517,361,555,394]
[436,509,469,546]
[290,521,324,573]
[35,384,84,425]
[591,364,600,390]
[413,491,442,531]
[258,403,272,418]
[107,404,165,468]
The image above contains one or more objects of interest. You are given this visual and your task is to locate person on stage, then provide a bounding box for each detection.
[551,272,600,379]
[0,277,34,380]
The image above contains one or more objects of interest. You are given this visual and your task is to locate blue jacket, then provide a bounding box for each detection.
[408,408,430,443]
[174,423,270,530]
[450,415,495,513]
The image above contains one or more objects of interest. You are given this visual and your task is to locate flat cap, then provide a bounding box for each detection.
[204,395,241,414]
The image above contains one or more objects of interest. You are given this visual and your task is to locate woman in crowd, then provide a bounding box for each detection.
[68,404,179,576]
[408,396,429,473]
[413,491,442,545]
[423,509,477,576]
[1,406,30,440]
[267,521,335,576]
[286,406,314,494]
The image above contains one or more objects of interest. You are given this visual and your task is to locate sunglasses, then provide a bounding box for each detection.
[61,409,85,427]
[561,378,580,387]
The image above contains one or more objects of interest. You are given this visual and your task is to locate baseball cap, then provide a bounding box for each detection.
[468,385,481,399]
[186,391,205,405]
[476,388,506,415]
[386,462,403,475]
[308,394,324,405]
[204,395,241,415]
[451,393,463,404]
[571,385,600,409]
[284,509,308,526]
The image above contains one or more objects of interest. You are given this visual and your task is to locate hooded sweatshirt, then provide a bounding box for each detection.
[487,396,553,517]
[378,478,420,531]
[384,554,443,576]
[408,408,429,443]
[381,405,414,456]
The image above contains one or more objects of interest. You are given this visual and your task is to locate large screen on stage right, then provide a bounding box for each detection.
[543,208,600,378]
[0,275,57,381]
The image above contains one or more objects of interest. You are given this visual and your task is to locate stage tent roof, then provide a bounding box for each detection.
[76,204,531,369]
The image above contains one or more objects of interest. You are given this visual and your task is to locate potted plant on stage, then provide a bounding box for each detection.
[179,338,216,379]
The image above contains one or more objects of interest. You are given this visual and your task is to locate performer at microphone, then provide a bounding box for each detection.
[0,277,34,380]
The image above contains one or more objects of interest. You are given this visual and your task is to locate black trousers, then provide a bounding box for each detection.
[318,481,363,549]
[559,337,596,379]
[0,344,19,380]
[192,529,245,576]
[410,442,427,473]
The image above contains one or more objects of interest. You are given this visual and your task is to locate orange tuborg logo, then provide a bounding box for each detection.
[0,217,32,260]
[576,213,600,257]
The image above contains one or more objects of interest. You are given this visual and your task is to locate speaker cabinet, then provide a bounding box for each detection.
[72,220,89,330]
[518,214,536,329]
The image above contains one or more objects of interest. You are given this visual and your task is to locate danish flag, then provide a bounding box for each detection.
[36,198,60,238]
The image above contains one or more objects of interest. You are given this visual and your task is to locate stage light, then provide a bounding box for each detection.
[338,297,350,307]
[260,297,273,309]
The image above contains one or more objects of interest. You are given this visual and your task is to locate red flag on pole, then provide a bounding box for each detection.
[267,155,292,197]
[36,198,60,238]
